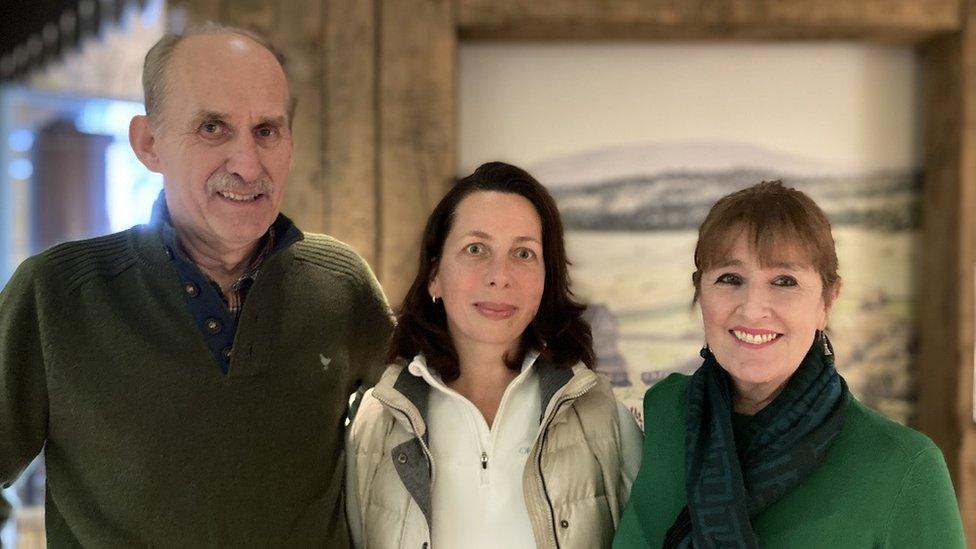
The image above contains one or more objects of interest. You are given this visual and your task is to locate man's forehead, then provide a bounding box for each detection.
[163,34,290,120]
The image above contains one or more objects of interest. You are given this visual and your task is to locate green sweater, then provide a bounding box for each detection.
[614,374,966,549]
[0,224,393,547]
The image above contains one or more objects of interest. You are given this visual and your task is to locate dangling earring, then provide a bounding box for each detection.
[431,295,439,304]
[819,330,833,356]
[699,343,710,359]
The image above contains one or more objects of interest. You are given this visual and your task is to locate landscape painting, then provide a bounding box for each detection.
[530,141,920,426]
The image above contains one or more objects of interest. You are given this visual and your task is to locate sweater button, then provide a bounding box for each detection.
[205,318,221,334]
[559,519,569,529]
[184,282,199,297]
[396,452,408,464]
[221,347,232,362]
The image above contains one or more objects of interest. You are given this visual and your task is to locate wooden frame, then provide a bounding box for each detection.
[172,0,974,539]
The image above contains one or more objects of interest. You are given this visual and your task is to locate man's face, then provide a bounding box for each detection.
[143,33,293,251]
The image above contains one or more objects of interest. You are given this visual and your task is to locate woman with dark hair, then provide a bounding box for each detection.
[346,162,642,548]
[614,181,965,548]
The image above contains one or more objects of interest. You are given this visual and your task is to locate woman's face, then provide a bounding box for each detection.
[429,191,545,358]
[698,229,834,393]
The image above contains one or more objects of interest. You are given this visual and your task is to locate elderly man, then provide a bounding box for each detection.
[0,26,392,546]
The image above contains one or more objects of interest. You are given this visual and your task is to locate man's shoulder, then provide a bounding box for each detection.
[25,228,142,292]
[291,233,374,280]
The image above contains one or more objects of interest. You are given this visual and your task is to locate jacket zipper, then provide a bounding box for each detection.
[535,384,594,549]
[372,393,435,546]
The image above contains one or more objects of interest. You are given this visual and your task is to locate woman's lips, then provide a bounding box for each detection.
[474,302,517,320]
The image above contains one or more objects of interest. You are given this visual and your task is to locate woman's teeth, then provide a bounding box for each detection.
[732,330,778,344]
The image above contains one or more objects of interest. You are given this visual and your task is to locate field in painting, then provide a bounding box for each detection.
[568,227,917,425]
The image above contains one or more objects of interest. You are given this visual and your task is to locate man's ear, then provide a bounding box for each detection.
[129,115,162,173]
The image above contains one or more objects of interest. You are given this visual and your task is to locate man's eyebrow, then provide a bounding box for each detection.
[257,115,288,127]
[190,110,229,124]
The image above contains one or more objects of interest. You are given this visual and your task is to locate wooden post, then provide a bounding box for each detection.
[377,0,456,303]
[917,0,975,539]
[321,0,379,267]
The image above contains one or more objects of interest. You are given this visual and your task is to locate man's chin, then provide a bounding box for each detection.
[211,221,275,249]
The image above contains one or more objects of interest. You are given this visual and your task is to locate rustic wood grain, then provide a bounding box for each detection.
[459,0,961,42]
[377,0,456,304]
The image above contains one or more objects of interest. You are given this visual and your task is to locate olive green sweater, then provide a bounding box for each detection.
[0,224,393,547]
[614,374,966,549]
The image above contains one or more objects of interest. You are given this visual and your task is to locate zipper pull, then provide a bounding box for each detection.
[481,452,488,470]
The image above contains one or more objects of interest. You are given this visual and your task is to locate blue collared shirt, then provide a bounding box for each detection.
[150,191,301,373]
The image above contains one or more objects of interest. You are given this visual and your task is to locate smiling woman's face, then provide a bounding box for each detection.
[699,229,832,392]
[428,191,545,358]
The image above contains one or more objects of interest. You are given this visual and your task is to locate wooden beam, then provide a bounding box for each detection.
[459,0,961,42]
[954,0,976,539]
[377,0,456,305]
[919,1,976,539]
[322,0,379,266]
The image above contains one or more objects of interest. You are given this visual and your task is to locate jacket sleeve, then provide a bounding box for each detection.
[345,417,365,548]
[348,257,394,392]
[882,445,966,548]
[0,257,50,523]
[345,389,381,549]
[615,399,644,508]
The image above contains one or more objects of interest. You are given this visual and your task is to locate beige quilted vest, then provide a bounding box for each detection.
[347,360,623,549]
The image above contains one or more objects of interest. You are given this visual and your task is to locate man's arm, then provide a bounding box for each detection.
[0,257,50,517]
[348,257,395,393]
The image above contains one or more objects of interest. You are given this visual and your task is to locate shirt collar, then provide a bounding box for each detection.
[407,349,542,395]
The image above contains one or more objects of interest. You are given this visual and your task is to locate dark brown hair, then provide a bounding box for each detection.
[388,161,595,380]
[692,180,840,302]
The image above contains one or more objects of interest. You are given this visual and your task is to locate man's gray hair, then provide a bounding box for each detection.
[142,23,294,125]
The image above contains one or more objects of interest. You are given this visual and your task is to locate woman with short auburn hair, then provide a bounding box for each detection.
[346,162,642,549]
[614,181,965,548]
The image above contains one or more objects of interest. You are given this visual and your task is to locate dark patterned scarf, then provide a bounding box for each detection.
[663,333,850,548]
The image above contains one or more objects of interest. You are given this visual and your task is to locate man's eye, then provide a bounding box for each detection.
[715,273,742,285]
[256,126,278,138]
[199,122,224,136]
[773,275,798,287]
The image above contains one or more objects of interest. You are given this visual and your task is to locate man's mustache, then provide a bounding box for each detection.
[206,172,273,195]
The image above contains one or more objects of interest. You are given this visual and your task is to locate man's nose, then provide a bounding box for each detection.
[225,135,263,183]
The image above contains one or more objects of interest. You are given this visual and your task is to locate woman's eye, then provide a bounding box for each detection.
[715,273,742,285]
[772,275,798,287]
[465,243,484,255]
[515,248,536,260]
